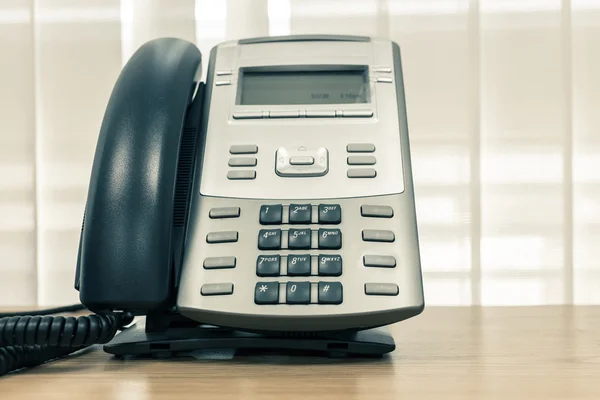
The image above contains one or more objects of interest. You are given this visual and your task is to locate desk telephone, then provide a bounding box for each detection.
[0,35,423,375]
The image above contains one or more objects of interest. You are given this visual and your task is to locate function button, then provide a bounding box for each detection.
[318,229,342,250]
[286,282,311,304]
[361,205,394,218]
[229,144,258,154]
[233,112,263,120]
[365,283,399,296]
[288,228,311,250]
[289,204,312,224]
[318,282,343,304]
[318,204,341,224]
[209,207,240,219]
[206,231,238,244]
[275,147,329,177]
[255,282,280,304]
[201,283,234,296]
[318,255,342,276]
[289,156,315,165]
[287,254,311,276]
[347,156,376,165]
[342,110,373,118]
[228,157,257,167]
[227,170,256,180]
[215,80,231,86]
[260,204,283,225]
[363,255,396,268]
[258,229,282,250]
[362,229,395,243]
[216,70,232,76]
[346,143,375,153]
[376,77,393,83]
[306,110,336,118]
[203,256,236,270]
[269,110,299,118]
[373,67,392,73]
[256,255,281,277]
[347,168,377,178]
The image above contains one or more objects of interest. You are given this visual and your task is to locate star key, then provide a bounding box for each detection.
[254,282,279,304]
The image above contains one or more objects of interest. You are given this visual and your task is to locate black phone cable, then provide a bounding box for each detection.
[0,308,134,376]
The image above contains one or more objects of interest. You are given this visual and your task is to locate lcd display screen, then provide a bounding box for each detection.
[238,69,370,105]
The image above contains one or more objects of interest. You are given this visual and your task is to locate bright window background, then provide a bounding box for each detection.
[0,0,598,306]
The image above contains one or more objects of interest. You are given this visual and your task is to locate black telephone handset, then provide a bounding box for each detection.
[75,38,203,314]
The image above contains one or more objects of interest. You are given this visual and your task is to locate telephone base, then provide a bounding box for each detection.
[104,321,395,358]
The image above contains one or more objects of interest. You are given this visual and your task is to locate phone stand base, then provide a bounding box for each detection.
[104,320,395,358]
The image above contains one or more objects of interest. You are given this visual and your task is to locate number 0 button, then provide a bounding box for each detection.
[286,282,311,304]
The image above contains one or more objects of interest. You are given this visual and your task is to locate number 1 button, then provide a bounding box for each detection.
[260,204,282,225]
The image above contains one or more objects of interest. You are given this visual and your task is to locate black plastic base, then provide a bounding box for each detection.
[104,320,395,358]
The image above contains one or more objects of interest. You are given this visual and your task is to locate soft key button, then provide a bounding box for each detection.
[228,157,257,167]
[209,207,240,219]
[276,147,328,177]
[269,110,299,118]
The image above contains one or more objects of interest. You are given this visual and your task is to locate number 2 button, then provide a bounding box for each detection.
[289,204,311,224]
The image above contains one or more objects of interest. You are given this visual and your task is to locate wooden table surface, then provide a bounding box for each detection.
[1,306,599,399]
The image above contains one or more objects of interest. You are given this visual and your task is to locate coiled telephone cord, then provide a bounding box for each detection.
[0,307,133,376]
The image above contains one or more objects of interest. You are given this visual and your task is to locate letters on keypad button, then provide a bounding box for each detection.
[289,204,312,224]
[258,229,282,250]
[255,282,279,304]
[318,255,342,276]
[286,282,311,304]
[288,228,311,249]
[318,229,342,249]
[318,204,341,224]
[260,204,282,225]
[318,282,343,304]
[287,254,311,276]
[256,255,281,277]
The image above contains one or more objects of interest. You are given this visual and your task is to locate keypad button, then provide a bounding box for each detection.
[318,229,342,249]
[203,256,236,269]
[286,282,311,304]
[362,229,395,243]
[255,282,280,304]
[260,204,283,225]
[206,231,238,244]
[289,204,312,224]
[287,254,311,276]
[318,255,342,276]
[318,282,343,304]
[209,207,240,219]
[318,204,341,224]
[288,229,311,249]
[365,283,399,296]
[201,283,234,296]
[361,205,394,218]
[256,255,281,277]
[258,229,282,250]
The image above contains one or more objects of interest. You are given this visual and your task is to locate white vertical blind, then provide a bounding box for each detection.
[0,0,598,306]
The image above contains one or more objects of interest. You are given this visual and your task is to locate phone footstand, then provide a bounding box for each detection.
[104,319,395,358]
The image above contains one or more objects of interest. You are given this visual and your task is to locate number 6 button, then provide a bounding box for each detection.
[318,228,342,249]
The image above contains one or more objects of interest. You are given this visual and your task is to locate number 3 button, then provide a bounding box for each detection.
[286,282,311,304]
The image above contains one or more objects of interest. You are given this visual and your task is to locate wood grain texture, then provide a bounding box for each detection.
[1,306,599,399]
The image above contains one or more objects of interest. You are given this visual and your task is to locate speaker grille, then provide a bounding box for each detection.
[173,127,197,227]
